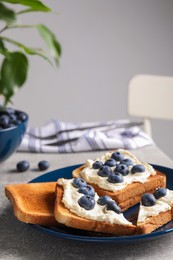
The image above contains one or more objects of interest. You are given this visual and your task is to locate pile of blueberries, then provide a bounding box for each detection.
[92,151,145,183]
[141,188,167,207]
[0,107,27,130]
[73,177,121,213]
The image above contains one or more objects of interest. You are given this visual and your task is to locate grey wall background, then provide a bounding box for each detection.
[4,0,173,158]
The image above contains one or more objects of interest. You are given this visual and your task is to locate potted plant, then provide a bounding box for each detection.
[0,0,61,162]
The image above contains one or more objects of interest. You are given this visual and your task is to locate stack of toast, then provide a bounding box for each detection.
[5,149,173,236]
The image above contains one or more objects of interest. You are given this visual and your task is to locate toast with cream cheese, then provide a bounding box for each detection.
[72,149,166,211]
[54,178,137,236]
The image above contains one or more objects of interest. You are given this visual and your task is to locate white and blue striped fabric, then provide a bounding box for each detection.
[18,119,154,153]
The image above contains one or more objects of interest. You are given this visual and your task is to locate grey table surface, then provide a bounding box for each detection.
[1,145,173,260]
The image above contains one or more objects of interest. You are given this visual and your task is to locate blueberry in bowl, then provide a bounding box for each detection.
[0,107,28,162]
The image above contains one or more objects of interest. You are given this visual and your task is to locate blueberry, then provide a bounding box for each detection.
[38,160,50,171]
[9,113,17,124]
[78,195,95,210]
[107,172,124,183]
[111,151,125,161]
[78,185,95,197]
[104,158,117,167]
[120,158,133,166]
[5,107,15,115]
[131,164,145,174]
[92,160,103,169]
[154,188,167,199]
[16,112,27,122]
[115,163,129,176]
[97,195,112,205]
[16,160,30,172]
[73,178,86,188]
[0,108,28,130]
[8,123,16,129]
[142,193,156,206]
[106,201,121,214]
[15,120,22,125]
[97,165,112,177]
[0,115,10,128]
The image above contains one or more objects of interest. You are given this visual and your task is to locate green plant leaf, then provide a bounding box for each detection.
[0,0,51,12]
[0,51,28,104]
[0,39,6,52]
[0,39,9,56]
[37,24,62,65]
[1,35,53,64]
[0,39,5,50]
[0,3,16,24]
[23,47,53,65]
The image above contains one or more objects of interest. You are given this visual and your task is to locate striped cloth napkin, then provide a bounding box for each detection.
[18,119,154,153]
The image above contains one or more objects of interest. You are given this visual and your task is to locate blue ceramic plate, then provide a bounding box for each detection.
[29,164,173,243]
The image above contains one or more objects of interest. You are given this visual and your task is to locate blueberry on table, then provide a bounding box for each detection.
[142,193,156,206]
[111,151,125,161]
[38,160,50,171]
[92,160,103,169]
[97,165,112,177]
[106,201,121,214]
[78,185,95,197]
[154,188,167,199]
[131,164,145,174]
[120,158,133,166]
[115,163,129,176]
[73,178,86,188]
[104,158,117,167]
[107,172,124,183]
[97,195,112,205]
[78,195,95,210]
[16,160,30,172]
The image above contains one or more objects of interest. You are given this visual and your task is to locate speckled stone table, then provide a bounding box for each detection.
[1,145,173,260]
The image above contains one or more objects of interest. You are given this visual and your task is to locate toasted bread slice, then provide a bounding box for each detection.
[5,182,58,226]
[73,165,166,212]
[54,178,137,236]
[137,209,172,234]
[137,189,173,234]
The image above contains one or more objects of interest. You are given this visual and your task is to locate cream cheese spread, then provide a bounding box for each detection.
[137,200,171,223]
[159,189,173,206]
[80,149,156,191]
[58,178,132,225]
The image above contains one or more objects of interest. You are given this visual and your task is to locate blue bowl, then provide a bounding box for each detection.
[0,110,28,162]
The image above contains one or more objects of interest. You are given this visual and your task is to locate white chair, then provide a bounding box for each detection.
[128,74,173,137]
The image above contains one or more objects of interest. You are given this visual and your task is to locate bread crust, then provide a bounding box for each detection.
[73,165,166,212]
[54,182,137,236]
[5,182,58,226]
[137,209,172,234]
